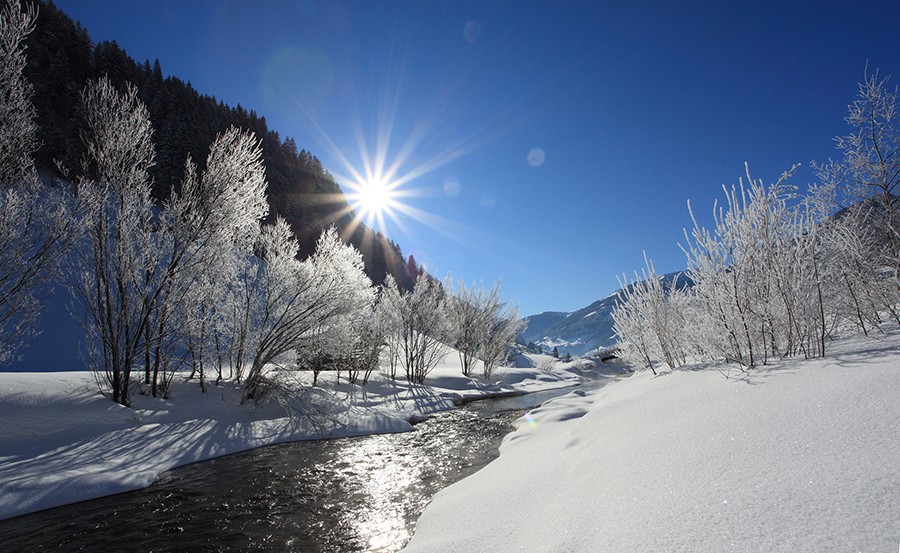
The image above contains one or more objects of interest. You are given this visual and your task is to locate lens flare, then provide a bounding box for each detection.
[527,147,545,167]
[523,412,537,427]
[463,20,482,44]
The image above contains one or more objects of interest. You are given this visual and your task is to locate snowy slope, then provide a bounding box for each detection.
[404,332,900,552]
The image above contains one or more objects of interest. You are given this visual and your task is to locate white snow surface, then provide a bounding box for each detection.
[403,332,900,553]
[0,352,587,521]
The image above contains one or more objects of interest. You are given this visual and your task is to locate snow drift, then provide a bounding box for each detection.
[403,332,900,552]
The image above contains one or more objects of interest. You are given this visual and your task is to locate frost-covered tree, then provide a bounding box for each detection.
[812,68,900,326]
[0,0,74,364]
[612,255,687,374]
[615,72,900,373]
[478,303,521,379]
[240,224,373,402]
[147,127,268,396]
[379,277,403,380]
[69,75,270,404]
[446,277,496,377]
[335,300,384,386]
[0,0,36,186]
[616,165,845,373]
[69,77,158,405]
[814,68,900,274]
[679,166,818,367]
[446,276,522,379]
[382,272,448,383]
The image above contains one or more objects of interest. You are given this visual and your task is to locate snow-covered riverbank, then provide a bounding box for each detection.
[404,332,900,553]
[0,352,600,521]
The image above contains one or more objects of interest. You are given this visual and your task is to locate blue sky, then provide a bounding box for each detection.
[54,0,900,316]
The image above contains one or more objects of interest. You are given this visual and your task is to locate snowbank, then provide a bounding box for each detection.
[404,333,900,552]
[0,351,587,520]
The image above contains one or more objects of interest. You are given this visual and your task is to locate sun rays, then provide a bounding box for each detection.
[260,40,521,251]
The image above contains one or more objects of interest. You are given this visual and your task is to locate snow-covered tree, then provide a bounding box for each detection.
[69,77,158,405]
[813,68,900,326]
[446,276,522,379]
[612,255,687,374]
[446,277,496,377]
[68,71,272,404]
[0,0,75,364]
[679,165,819,367]
[0,0,36,187]
[147,127,269,396]
[814,68,900,275]
[240,224,373,402]
[379,277,403,380]
[478,303,521,379]
[382,272,448,384]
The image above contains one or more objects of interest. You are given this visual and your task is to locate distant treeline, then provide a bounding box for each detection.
[21,0,417,289]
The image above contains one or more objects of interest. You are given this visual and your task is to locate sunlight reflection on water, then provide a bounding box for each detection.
[0,377,612,551]
[0,407,519,552]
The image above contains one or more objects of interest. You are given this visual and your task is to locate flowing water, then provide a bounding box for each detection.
[0,380,608,552]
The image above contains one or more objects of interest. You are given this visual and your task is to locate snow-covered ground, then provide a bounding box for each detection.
[404,332,900,553]
[0,351,592,521]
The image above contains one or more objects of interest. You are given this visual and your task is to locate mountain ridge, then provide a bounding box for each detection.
[521,271,689,357]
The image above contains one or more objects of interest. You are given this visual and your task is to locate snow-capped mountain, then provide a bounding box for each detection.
[520,271,689,357]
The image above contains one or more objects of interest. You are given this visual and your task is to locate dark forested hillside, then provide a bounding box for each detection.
[22,0,415,289]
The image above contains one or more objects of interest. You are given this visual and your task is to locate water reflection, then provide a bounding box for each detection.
[0,377,614,552]
[0,408,519,552]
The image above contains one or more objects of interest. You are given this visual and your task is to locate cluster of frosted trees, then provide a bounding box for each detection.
[0,1,521,406]
[614,71,900,374]
[380,275,521,383]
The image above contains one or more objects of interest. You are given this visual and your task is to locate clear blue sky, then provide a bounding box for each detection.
[54,0,900,316]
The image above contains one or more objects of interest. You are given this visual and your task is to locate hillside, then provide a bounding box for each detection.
[21,0,415,289]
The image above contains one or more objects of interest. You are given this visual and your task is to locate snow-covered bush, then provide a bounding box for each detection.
[612,254,688,374]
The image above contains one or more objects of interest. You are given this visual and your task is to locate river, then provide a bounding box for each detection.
[0,379,610,552]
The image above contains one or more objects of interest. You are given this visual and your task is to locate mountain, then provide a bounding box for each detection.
[519,297,619,358]
[521,271,689,357]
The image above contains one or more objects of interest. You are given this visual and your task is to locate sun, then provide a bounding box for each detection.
[355,176,394,215]
[345,172,402,230]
